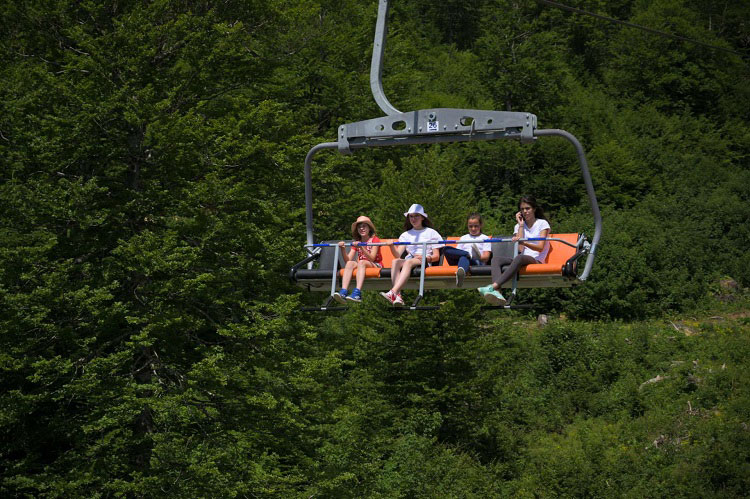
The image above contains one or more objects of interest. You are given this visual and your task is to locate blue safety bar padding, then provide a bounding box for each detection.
[307,237,549,248]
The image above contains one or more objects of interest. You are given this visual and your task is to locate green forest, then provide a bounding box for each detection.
[2,0,749,496]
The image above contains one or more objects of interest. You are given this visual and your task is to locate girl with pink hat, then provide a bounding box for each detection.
[334,216,383,303]
[380,204,443,307]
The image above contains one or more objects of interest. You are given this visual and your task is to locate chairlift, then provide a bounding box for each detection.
[289,0,602,311]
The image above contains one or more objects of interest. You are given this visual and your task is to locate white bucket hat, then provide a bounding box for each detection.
[404,203,428,218]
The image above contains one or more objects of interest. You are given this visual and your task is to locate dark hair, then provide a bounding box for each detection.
[403,214,434,231]
[519,195,546,220]
[467,212,483,227]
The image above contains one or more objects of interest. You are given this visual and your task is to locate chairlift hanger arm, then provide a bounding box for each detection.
[534,129,602,281]
[371,0,400,116]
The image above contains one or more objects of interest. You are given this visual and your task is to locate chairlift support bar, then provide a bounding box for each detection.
[306,237,578,249]
[303,0,601,283]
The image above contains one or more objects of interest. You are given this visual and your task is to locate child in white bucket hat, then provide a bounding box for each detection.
[379,204,443,306]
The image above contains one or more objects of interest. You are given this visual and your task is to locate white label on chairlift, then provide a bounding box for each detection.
[427,121,439,132]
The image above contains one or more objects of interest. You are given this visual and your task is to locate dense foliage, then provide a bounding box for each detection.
[1,0,749,496]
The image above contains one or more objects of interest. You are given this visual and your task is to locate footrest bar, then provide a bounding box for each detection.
[300,306,348,312]
[480,304,535,310]
[391,306,441,311]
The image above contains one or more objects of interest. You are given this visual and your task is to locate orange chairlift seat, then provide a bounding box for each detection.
[291,233,590,310]
[292,234,585,292]
[289,0,602,310]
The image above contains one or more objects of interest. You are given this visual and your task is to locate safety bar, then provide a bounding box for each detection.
[323,240,435,308]
[305,237,580,249]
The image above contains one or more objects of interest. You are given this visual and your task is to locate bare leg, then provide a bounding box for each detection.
[390,259,405,288]
[392,258,423,293]
[340,260,357,289]
[355,260,375,289]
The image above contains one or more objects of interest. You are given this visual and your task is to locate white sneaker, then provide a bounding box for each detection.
[455,267,466,287]
[379,290,396,305]
[393,293,405,307]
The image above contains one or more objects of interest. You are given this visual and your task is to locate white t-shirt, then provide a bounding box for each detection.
[513,218,551,262]
[399,227,443,258]
[456,233,491,259]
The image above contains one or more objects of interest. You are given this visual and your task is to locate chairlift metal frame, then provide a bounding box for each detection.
[295,0,602,311]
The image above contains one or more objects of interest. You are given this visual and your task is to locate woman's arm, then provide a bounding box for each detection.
[388,242,404,258]
[511,211,524,242]
[520,229,549,251]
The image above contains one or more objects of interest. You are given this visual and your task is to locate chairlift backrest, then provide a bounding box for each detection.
[490,237,517,262]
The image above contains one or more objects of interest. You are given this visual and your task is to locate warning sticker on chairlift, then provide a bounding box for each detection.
[427,121,439,132]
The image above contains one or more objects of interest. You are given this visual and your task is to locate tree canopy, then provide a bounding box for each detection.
[1,0,749,496]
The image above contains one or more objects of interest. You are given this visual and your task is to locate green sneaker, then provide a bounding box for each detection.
[484,290,507,306]
[477,284,494,296]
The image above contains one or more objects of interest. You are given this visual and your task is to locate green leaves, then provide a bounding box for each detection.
[1,0,749,496]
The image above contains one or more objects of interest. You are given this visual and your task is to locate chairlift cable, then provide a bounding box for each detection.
[535,0,746,59]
